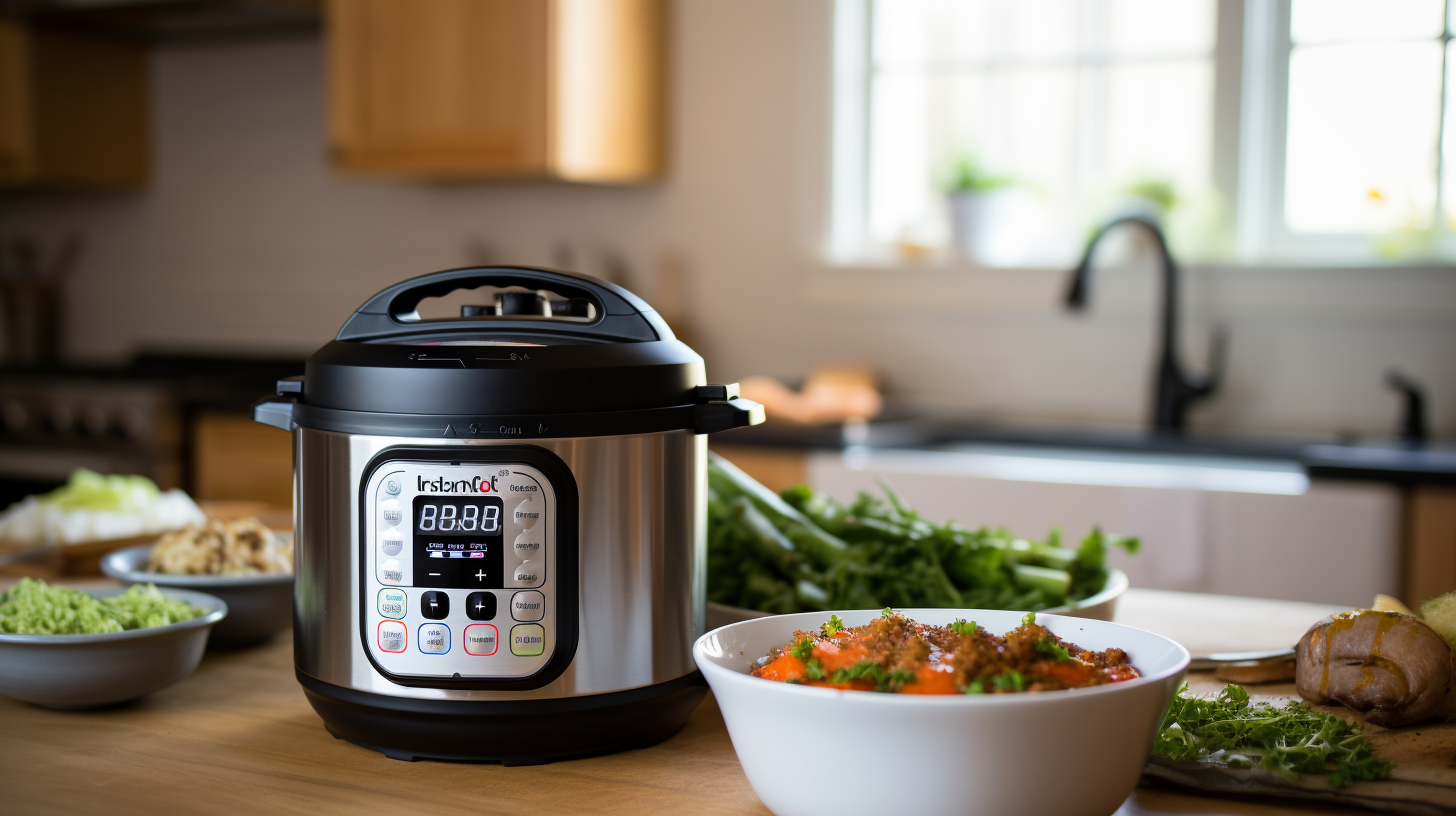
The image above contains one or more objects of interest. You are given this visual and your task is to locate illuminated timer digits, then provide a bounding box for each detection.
[417,503,501,533]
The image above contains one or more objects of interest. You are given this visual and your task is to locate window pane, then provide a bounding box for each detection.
[1103,59,1214,203]
[1445,40,1456,226]
[862,0,1216,264]
[868,71,936,244]
[1284,41,1442,233]
[1107,0,1215,56]
[1291,0,1443,44]
[873,0,1083,67]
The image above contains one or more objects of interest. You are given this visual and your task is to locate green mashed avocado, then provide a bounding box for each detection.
[0,578,203,635]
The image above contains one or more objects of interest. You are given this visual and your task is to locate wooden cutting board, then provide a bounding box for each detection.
[1143,674,1456,815]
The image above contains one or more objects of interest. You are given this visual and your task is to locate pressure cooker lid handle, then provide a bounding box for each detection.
[335,266,672,343]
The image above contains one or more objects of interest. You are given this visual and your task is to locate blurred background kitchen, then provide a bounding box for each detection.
[0,0,1452,606]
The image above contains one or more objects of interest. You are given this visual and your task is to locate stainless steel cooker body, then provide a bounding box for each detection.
[293,426,706,702]
[254,266,762,763]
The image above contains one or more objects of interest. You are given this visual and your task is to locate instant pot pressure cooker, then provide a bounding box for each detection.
[253,267,762,764]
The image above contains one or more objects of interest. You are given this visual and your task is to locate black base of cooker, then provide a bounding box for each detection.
[297,669,707,765]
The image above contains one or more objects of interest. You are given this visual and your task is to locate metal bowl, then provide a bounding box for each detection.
[706,566,1129,631]
[101,542,292,647]
[0,586,227,709]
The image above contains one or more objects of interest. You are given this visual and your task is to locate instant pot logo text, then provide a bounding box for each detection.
[417,475,493,493]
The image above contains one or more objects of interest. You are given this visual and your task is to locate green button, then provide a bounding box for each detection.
[510,624,545,656]
[377,588,407,619]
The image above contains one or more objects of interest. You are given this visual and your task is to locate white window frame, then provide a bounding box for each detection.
[828,0,1456,269]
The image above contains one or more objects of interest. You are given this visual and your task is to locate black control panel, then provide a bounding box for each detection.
[410,495,506,588]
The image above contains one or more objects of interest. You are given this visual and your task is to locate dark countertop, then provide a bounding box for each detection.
[715,417,1456,486]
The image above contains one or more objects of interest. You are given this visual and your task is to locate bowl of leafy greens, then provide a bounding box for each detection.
[706,454,1135,630]
[0,578,226,708]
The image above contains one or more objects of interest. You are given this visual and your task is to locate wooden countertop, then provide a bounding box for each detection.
[0,587,1390,815]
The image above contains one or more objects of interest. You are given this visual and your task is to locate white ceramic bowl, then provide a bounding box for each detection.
[102,541,292,647]
[0,586,227,709]
[696,608,1189,816]
[706,566,1129,631]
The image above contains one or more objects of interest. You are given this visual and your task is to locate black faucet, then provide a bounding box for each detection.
[1064,216,1224,434]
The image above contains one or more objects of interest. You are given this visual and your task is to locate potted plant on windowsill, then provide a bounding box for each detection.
[942,154,1020,266]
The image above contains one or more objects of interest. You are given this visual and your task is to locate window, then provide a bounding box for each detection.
[829,0,1456,267]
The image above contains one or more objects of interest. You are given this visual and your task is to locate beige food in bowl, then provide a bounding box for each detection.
[146,518,293,575]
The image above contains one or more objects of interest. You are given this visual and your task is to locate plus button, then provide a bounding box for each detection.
[475,570,487,582]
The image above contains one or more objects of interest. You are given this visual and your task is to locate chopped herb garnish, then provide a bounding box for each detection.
[1152,684,1396,789]
[803,658,826,681]
[881,607,896,618]
[789,638,815,662]
[949,619,978,636]
[1021,611,1036,626]
[993,670,1027,693]
[962,678,986,695]
[1034,636,1074,662]
[821,614,845,636]
[828,660,913,692]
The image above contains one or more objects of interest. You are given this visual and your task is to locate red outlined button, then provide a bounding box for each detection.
[464,623,499,656]
[377,620,407,653]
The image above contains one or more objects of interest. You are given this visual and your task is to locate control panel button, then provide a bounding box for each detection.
[511,591,545,622]
[377,620,407,652]
[384,478,401,495]
[380,528,403,557]
[377,587,407,619]
[381,499,403,526]
[510,624,545,656]
[464,624,499,656]
[380,559,404,584]
[465,591,497,621]
[418,623,450,654]
[513,529,542,557]
[420,591,450,620]
[513,498,541,525]
[513,562,540,585]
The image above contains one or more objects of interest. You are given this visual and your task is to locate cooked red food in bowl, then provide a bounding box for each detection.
[696,609,1190,816]
[753,610,1140,694]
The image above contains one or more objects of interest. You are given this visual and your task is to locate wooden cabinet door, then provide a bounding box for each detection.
[0,20,148,189]
[328,0,552,176]
[0,21,31,185]
[327,0,665,181]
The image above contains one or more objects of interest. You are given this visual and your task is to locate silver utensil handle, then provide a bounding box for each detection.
[1187,648,1296,671]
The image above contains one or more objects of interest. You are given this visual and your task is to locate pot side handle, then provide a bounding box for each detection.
[692,384,765,434]
[252,395,296,431]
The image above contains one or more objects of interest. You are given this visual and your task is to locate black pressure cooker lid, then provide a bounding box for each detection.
[253,266,763,439]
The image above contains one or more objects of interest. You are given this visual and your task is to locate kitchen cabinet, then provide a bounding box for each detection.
[326,0,666,182]
[0,19,148,189]
[1406,487,1456,604]
[192,412,293,508]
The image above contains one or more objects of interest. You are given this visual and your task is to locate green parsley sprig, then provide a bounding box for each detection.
[1034,636,1073,662]
[821,614,846,637]
[949,618,978,636]
[1153,684,1395,788]
[829,660,914,692]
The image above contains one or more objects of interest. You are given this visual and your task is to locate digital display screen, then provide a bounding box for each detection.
[411,495,505,589]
